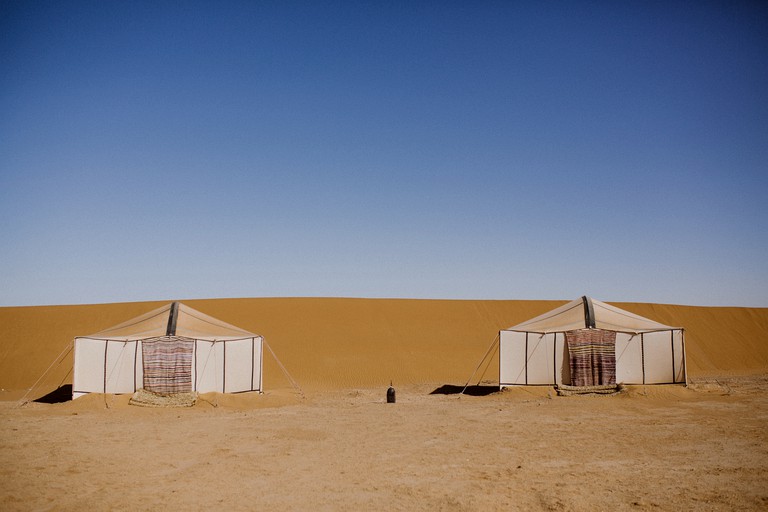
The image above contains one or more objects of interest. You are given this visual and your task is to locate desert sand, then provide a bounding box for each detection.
[1,298,767,511]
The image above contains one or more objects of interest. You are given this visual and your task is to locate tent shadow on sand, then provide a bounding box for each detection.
[34,385,73,404]
[430,384,499,396]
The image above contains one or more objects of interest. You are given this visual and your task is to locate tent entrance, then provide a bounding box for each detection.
[141,336,194,394]
[565,329,616,387]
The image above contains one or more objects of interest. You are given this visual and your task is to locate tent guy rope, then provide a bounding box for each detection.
[265,340,305,399]
[18,340,73,407]
[460,334,499,395]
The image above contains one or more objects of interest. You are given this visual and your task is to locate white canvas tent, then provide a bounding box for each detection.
[499,297,686,387]
[72,302,263,399]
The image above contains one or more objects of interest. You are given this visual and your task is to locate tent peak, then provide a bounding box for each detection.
[81,301,258,341]
[505,296,680,334]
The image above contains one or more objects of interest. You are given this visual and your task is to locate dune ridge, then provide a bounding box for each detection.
[1,297,766,399]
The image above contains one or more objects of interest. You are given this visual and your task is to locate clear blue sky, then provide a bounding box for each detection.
[1,1,767,307]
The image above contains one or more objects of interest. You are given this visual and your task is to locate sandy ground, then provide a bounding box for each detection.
[1,377,767,511]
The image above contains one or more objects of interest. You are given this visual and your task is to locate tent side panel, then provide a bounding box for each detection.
[500,332,565,386]
[554,333,570,385]
[105,341,139,394]
[136,340,144,390]
[499,331,527,386]
[642,331,675,384]
[195,341,225,393]
[673,330,686,383]
[527,333,557,385]
[615,333,644,384]
[73,338,107,395]
[223,339,255,393]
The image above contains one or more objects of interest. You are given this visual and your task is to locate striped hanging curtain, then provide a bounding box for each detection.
[142,336,194,395]
[565,329,616,387]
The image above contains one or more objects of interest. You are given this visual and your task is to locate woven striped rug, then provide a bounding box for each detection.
[142,336,194,395]
[565,329,616,387]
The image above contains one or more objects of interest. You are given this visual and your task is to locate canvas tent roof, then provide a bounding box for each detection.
[505,296,681,335]
[83,302,257,341]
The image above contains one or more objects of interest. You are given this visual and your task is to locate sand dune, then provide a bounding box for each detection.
[1,298,767,399]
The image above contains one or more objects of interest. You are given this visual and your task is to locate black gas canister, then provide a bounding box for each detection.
[386,383,396,403]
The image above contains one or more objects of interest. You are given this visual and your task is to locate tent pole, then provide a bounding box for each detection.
[103,342,108,393]
[258,337,264,393]
[250,338,255,392]
[498,331,504,388]
[670,330,675,383]
[133,341,139,392]
[684,329,688,385]
[193,340,197,392]
[525,333,529,385]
